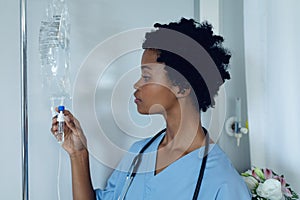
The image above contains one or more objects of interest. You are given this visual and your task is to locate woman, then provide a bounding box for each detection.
[51,18,251,200]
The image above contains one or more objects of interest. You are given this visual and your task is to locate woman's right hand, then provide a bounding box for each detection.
[51,108,87,157]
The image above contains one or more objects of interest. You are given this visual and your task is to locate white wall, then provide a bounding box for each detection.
[0,1,21,199]
[244,0,300,193]
[0,0,251,199]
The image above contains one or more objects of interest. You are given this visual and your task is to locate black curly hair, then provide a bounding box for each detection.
[142,18,231,112]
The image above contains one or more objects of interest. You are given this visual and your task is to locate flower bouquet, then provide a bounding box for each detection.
[241,167,299,200]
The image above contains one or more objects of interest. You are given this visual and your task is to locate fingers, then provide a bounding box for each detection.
[51,108,74,135]
[52,108,74,120]
[50,108,83,138]
[51,115,57,134]
[64,115,77,132]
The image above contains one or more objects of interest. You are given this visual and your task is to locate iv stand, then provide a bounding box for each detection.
[20,0,29,199]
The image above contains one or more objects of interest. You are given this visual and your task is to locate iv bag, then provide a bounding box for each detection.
[39,0,71,110]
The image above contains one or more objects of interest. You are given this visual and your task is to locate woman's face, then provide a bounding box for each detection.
[133,49,178,115]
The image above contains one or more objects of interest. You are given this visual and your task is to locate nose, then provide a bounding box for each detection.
[134,78,142,90]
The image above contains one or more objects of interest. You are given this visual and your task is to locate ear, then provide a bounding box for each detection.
[171,85,191,98]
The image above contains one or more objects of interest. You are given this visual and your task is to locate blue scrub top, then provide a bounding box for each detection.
[95,133,251,200]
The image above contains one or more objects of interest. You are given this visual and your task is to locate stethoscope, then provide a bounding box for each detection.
[118,128,210,200]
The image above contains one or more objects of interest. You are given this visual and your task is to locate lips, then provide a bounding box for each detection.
[134,92,142,104]
[134,98,142,104]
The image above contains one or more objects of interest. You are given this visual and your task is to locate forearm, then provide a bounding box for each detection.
[70,149,96,200]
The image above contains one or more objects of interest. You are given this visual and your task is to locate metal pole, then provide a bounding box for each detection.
[20,0,29,199]
[194,0,200,22]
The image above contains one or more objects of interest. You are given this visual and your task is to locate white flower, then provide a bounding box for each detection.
[256,179,283,200]
[243,176,258,191]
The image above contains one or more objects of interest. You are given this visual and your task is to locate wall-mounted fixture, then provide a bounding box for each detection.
[225,97,248,146]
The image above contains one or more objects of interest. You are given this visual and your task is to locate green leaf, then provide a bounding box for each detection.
[254,168,265,181]
[241,172,251,177]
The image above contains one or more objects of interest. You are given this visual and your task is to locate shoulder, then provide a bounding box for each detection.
[128,129,166,153]
[205,144,249,186]
[203,145,251,198]
[206,144,237,172]
[115,132,163,172]
[119,133,159,166]
[215,183,252,199]
[128,137,153,153]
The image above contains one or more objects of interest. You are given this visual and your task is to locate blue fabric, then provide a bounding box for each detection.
[95,133,251,200]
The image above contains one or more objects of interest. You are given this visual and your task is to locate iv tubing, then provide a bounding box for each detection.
[20,0,29,199]
[57,148,62,200]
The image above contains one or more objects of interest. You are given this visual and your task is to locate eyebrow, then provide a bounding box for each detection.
[141,65,152,70]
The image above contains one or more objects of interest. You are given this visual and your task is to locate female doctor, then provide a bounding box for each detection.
[51,18,251,200]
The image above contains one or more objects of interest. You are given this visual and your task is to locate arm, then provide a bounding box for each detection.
[70,149,96,200]
[51,109,96,200]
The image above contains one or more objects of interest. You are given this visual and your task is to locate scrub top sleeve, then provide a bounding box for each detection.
[94,168,121,200]
[215,183,252,200]
[94,139,150,200]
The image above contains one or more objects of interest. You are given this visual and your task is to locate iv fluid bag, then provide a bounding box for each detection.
[39,0,71,104]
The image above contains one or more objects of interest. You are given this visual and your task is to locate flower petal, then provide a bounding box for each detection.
[280,176,286,187]
[252,169,260,180]
[264,168,273,179]
[282,187,292,197]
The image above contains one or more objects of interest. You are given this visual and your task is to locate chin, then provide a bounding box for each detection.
[137,109,162,116]
[136,104,165,115]
[137,110,149,115]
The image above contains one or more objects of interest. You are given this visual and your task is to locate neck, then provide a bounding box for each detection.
[160,99,207,153]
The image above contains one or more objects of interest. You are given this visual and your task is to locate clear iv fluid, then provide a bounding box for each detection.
[57,105,65,143]
[39,0,71,101]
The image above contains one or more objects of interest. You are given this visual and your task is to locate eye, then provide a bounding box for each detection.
[142,75,151,81]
